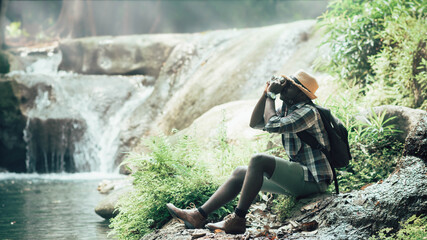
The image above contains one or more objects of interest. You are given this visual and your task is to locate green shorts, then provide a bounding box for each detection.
[260,157,328,198]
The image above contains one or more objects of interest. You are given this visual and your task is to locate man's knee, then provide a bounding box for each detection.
[249,153,272,168]
[232,166,247,180]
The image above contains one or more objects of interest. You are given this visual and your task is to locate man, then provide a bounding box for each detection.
[166,70,333,234]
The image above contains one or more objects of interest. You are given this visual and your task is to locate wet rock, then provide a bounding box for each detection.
[97,178,132,194]
[95,185,134,219]
[58,35,189,77]
[0,78,27,172]
[403,114,427,161]
[24,117,86,173]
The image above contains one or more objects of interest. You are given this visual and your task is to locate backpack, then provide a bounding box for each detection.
[282,102,352,194]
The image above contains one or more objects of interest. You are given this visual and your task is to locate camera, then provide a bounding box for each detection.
[271,75,286,84]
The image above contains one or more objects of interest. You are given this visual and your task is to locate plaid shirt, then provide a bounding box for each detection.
[255,100,333,183]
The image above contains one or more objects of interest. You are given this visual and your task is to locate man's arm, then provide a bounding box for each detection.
[263,81,284,124]
[264,97,276,125]
[249,82,269,128]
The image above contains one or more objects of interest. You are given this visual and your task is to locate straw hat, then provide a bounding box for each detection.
[283,70,318,100]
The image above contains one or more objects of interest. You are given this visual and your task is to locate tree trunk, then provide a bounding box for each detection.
[0,0,8,49]
[149,0,162,33]
[48,0,96,39]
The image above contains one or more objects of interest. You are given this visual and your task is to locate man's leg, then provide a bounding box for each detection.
[167,153,275,231]
[235,153,276,214]
[200,166,248,214]
[166,165,250,229]
[205,154,276,233]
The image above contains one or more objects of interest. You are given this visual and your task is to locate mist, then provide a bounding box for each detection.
[3,0,328,43]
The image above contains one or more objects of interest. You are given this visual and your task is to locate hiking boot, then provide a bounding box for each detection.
[166,203,207,229]
[206,213,246,234]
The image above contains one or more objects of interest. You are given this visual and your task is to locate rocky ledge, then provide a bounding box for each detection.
[140,114,427,240]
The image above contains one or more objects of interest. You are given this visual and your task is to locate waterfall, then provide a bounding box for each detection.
[15,53,154,173]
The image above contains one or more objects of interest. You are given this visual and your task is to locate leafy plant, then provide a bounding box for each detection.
[317,0,426,108]
[272,195,297,222]
[109,135,235,240]
[369,15,427,108]
[370,214,427,240]
[5,22,29,38]
[319,93,404,193]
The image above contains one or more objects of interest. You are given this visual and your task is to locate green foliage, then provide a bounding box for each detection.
[272,195,297,222]
[109,135,234,240]
[5,22,29,38]
[317,0,426,108]
[319,92,404,193]
[369,15,427,108]
[370,214,427,240]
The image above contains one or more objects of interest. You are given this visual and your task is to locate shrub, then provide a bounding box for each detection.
[319,93,404,193]
[272,195,297,222]
[109,135,235,240]
[369,15,427,108]
[370,214,427,240]
[317,0,426,108]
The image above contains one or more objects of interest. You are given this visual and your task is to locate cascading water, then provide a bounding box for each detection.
[11,52,154,173]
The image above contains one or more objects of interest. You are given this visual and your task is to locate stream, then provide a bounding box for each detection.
[0,173,123,240]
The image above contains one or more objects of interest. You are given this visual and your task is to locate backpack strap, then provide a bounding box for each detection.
[280,102,340,194]
[297,131,340,194]
[296,104,340,194]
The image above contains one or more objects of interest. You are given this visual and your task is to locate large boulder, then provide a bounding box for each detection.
[58,35,190,77]
[154,21,317,134]
[95,184,134,219]
[357,105,426,142]
[173,100,262,144]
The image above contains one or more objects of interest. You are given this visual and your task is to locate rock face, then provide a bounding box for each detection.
[0,51,10,73]
[0,79,26,172]
[125,20,320,144]
[24,117,86,173]
[59,35,190,77]
[403,113,427,161]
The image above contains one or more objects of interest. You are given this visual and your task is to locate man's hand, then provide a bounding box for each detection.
[268,81,284,94]
[264,81,270,94]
